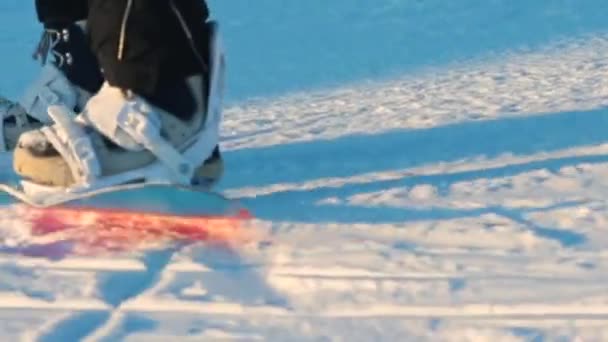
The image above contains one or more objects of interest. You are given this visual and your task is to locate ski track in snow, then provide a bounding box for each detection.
[3,22,608,342]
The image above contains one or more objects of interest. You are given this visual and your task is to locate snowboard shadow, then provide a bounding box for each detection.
[225,107,608,189]
[224,107,608,247]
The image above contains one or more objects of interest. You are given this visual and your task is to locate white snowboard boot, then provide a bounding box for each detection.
[0,22,97,164]
[12,23,226,199]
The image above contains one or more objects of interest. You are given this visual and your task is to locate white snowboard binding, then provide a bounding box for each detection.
[1,22,226,207]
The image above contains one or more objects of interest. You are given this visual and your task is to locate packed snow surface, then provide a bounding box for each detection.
[1,0,608,340]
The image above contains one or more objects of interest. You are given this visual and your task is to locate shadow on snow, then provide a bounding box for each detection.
[224,107,608,247]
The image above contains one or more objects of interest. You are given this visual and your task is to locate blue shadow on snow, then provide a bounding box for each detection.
[223,108,608,247]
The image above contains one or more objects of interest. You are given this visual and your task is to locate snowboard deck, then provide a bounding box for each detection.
[0,182,253,257]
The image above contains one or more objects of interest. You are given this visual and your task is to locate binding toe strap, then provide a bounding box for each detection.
[115,100,195,183]
[40,105,101,185]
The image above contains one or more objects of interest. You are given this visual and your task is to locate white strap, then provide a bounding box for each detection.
[77,83,144,151]
[205,25,225,129]
[19,63,78,124]
[41,105,101,184]
[117,101,194,184]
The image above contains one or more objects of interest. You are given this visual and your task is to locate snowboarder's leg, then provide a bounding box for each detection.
[14,1,225,191]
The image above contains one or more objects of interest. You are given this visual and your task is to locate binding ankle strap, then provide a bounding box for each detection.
[116,99,195,184]
[19,63,78,124]
[41,105,101,185]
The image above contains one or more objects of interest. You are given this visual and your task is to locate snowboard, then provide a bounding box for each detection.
[0,180,253,258]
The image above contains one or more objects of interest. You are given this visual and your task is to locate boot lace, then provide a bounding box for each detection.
[32,28,73,68]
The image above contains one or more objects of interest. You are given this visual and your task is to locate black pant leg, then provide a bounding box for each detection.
[35,0,87,27]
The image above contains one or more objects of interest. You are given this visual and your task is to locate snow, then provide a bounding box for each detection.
[1,0,608,340]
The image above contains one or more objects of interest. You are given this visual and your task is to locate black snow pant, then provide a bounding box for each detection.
[34,0,212,120]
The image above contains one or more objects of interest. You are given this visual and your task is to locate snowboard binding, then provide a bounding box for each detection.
[1,21,226,208]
